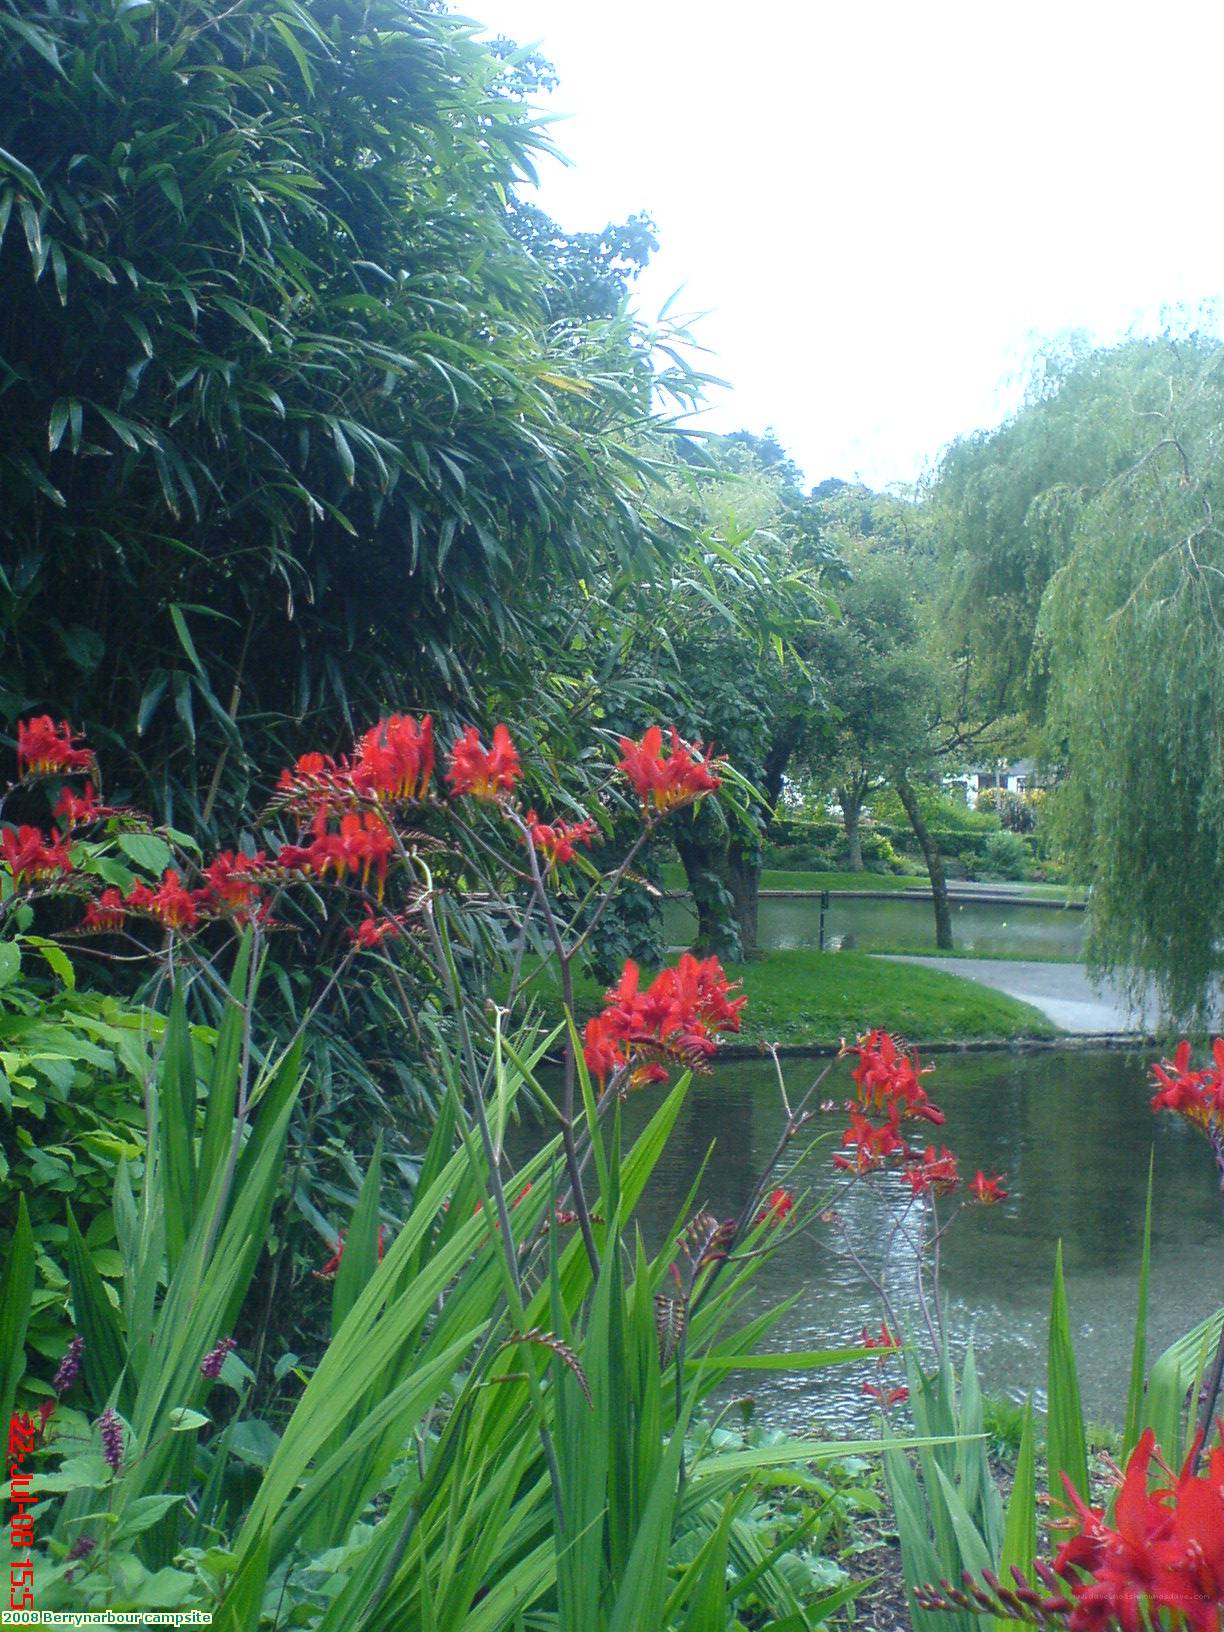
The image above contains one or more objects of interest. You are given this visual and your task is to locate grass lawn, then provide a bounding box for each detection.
[658,861,1086,901]
[510,948,1056,1050]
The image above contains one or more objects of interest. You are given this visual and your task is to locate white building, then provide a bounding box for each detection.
[962,759,1039,808]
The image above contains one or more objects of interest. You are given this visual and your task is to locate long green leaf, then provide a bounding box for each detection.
[1045,1241,1089,1524]
[65,1204,130,1413]
[0,1195,34,1425]
[1122,1150,1154,1458]
[159,989,197,1271]
[994,1398,1037,1632]
[195,931,253,1207]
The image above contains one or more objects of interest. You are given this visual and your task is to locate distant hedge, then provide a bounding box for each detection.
[768,817,1038,862]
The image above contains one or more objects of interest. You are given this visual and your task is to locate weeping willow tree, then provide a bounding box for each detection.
[1038,337,1224,1023]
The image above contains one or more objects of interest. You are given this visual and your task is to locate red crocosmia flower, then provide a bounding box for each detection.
[53,782,105,827]
[16,717,95,780]
[0,825,73,889]
[274,751,352,817]
[581,953,746,1090]
[352,909,402,950]
[81,888,126,933]
[123,870,198,931]
[199,850,267,912]
[863,1382,909,1409]
[334,811,394,894]
[1053,1428,1224,1632]
[1151,1038,1224,1144]
[445,723,520,801]
[754,1187,795,1226]
[351,714,434,803]
[523,809,598,868]
[903,1145,960,1197]
[833,1110,908,1174]
[968,1170,1008,1205]
[616,725,723,815]
[278,812,394,897]
[147,870,198,931]
[860,1323,900,1352]
[582,1015,623,1084]
[843,1029,945,1125]
[628,1062,671,1089]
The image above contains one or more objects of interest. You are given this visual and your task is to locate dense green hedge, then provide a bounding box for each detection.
[768,817,1038,862]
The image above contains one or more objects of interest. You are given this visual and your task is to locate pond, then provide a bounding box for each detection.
[662,893,1086,960]
[511,1049,1221,1433]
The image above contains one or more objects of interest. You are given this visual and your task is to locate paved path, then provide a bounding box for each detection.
[879,955,1157,1034]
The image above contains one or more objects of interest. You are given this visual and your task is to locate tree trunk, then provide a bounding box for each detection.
[720,840,760,956]
[673,822,740,959]
[894,775,953,950]
[837,785,864,872]
[761,721,802,829]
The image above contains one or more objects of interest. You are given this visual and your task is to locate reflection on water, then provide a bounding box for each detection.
[509,1051,1220,1432]
[662,895,1086,959]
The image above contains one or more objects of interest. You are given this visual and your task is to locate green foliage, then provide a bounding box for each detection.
[0,0,680,828]
[0,949,166,1367]
[1037,338,1224,1021]
[884,1343,1003,1632]
[932,326,1224,1019]
[979,831,1029,881]
[871,786,1000,835]
[24,972,892,1627]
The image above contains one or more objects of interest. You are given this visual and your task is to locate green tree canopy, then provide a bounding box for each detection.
[0,0,677,829]
[930,326,1224,1014]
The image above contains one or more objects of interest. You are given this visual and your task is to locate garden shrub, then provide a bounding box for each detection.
[0,968,167,1362]
[980,829,1030,879]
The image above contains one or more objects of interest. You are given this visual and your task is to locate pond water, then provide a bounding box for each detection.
[511,1049,1221,1433]
[662,894,1086,960]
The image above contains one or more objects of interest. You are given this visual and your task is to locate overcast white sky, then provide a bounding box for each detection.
[468,1,1224,490]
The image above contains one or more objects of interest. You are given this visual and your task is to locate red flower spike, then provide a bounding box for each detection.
[754,1187,795,1226]
[616,725,723,815]
[351,714,434,803]
[904,1145,961,1197]
[843,1029,945,1125]
[445,724,520,801]
[1,824,74,889]
[860,1323,901,1352]
[523,808,598,869]
[863,1382,909,1409]
[968,1170,1008,1205]
[833,1109,909,1174]
[1053,1428,1224,1632]
[1151,1037,1224,1145]
[81,887,126,933]
[53,782,105,828]
[16,717,95,780]
[582,953,746,1091]
[199,850,267,912]
[121,870,198,931]
[352,908,402,950]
